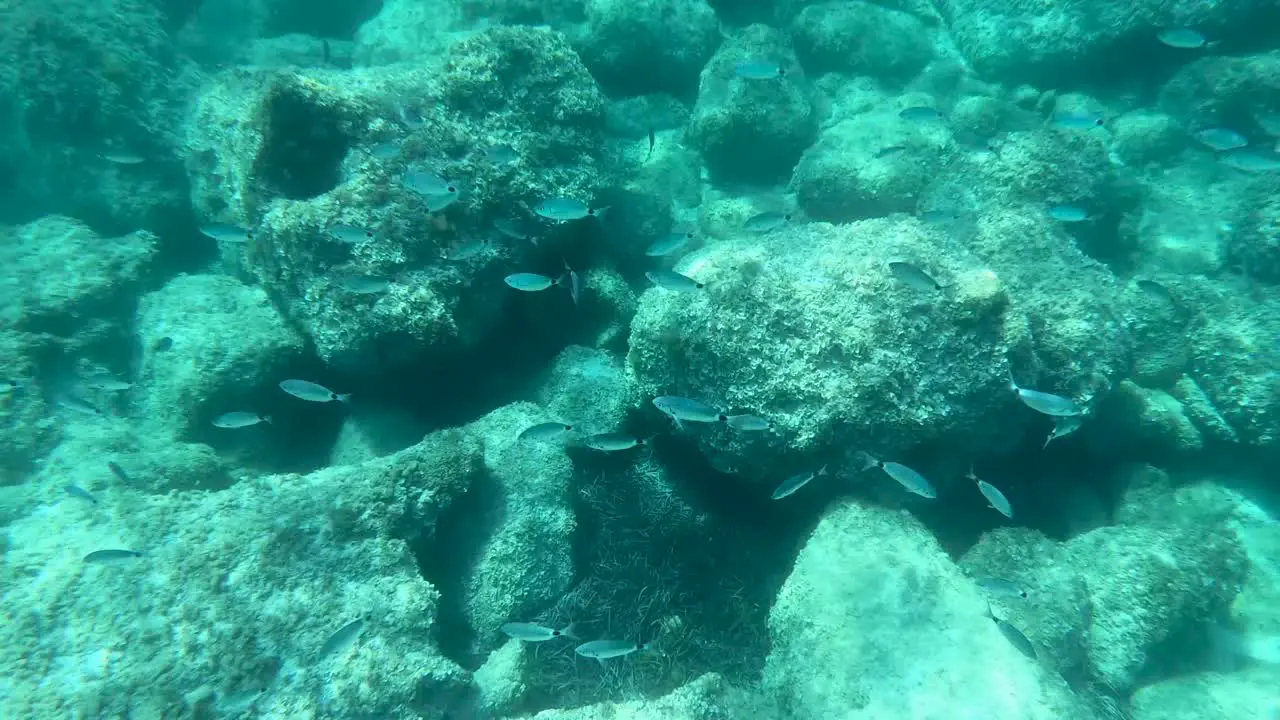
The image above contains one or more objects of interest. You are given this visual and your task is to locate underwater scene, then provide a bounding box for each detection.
[4,0,1280,718]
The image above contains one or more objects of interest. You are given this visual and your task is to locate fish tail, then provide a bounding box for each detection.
[263,415,273,425]
[336,393,353,405]
[559,622,579,640]
[855,451,877,471]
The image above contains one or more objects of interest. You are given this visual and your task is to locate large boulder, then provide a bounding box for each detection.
[572,0,721,98]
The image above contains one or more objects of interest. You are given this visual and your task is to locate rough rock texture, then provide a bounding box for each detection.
[534,345,634,433]
[352,0,467,66]
[765,501,1092,718]
[1131,667,1280,720]
[134,274,305,440]
[0,333,60,484]
[790,1,932,79]
[1158,51,1280,133]
[1110,111,1187,168]
[0,434,482,719]
[626,215,1129,485]
[529,673,748,719]
[573,0,721,99]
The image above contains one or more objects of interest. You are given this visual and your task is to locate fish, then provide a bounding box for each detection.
[985,603,1036,660]
[483,144,519,165]
[857,452,936,498]
[321,38,331,64]
[1219,150,1280,172]
[338,275,393,294]
[563,258,582,306]
[975,577,1028,599]
[744,211,792,233]
[152,336,174,352]
[328,223,374,244]
[369,140,401,159]
[494,217,538,245]
[1008,374,1082,417]
[771,465,827,500]
[876,144,907,158]
[279,379,351,404]
[1157,28,1209,49]
[1049,111,1104,130]
[1135,279,1174,302]
[888,261,943,292]
[646,269,705,292]
[213,411,270,429]
[518,422,574,442]
[1194,127,1248,152]
[318,618,366,662]
[653,396,726,425]
[199,223,253,243]
[501,621,577,642]
[215,687,265,715]
[967,466,1013,519]
[107,461,130,484]
[1257,113,1280,137]
[1047,205,1089,222]
[398,105,426,128]
[919,209,963,224]
[0,379,18,393]
[55,393,103,416]
[581,433,645,451]
[575,639,647,660]
[84,549,143,563]
[645,231,695,257]
[646,127,655,161]
[101,152,146,165]
[899,106,943,122]
[505,273,563,291]
[725,414,773,432]
[402,170,459,197]
[80,374,132,391]
[1043,415,1083,448]
[64,485,97,504]
[424,192,459,213]
[534,198,607,222]
[735,60,785,80]
[446,236,495,261]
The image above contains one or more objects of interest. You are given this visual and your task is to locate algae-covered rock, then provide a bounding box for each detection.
[573,0,721,98]
[1110,111,1187,168]
[765,501,1091,718]
[534,346,634,433]
[1131,667,1280,720]
[790,1,932,79]
[528,673,745,719]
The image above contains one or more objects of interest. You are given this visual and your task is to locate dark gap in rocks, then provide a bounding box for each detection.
[261,0,385,41]
[257,82,350,200]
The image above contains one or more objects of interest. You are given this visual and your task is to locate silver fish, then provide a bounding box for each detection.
[920,209,963,224]
[876,145,907,158]
[494,217,538,245]
[369,140,401,159]
[899,106,943,122]
[857,452,936,498]
[1135,279,1174,303]
[318,618,366,662]
[64,485,97,504]
[505,273,561,291]
[107,461,130,483]
[84,549,143,563]
[1157,27,1209,49]
[535,198,606,222]
[1043,415,1083,448]
[653,396,726,424]
[888,261,943,292]
[483,144,519,165]
[101,152,146,165]
[81,374,132,391]
[1219,150,1280,172]
[1049,111,1104,130]
[518,422,574,442]
[1008,376,1081,416]
[402,170,458,196]
[582,433,644,451]
[55,393,103,416]
[424,192,459,213]
[771,466,827,500]
[645,231,695,257]
[279,379,350,404]
[967,467,1012,518]
[646,270,704,292]
[1047,205,1089,222]
[975,577,1028,599]
[735,59,785,80]
[744,211,792,233]
[575,639,646,660]
[0,379,17,393]
[563,258,582,306]
[725,414,773,432]
[199,223,253,243]
[213,411,270,429]
[338,275,393,294]
[446,236,495,261]
[1195,128,1248,152]
[986,604,1036,660]
[398,105,426,128]
[328,223,374,244]
[215,687,265,714]
[500,621,576,642]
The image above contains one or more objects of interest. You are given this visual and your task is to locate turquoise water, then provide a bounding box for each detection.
[2,1,1280,718]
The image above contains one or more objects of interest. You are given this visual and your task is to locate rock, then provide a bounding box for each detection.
[134,274,305,441]
[529,673,746,719]
[1095,380,1203,455]
[790,1,932,80]
[534,346,634,433]
[353,0,466,66]
[573,0,721,98]
[1158,51,1280,131]
[1110,111,1187,167]
[764,501,1092,718]
[1131,667,1280,720]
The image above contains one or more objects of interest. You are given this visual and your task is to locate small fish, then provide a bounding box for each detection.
[424,192,459,213]
[338,274,393,294]
[213,411,270,429]
[771,465,827,500]
[80,374,131,391]
[646,269,705,292]
[563,258,582,306]
[64,485,97,504]
[534,198,607,222]
[1049,111,1104,130]
[646,127,655,161]
[1135,280,1173,302]
[975,577,1028,599]
[1008,374,1081,417]
[100,150,147,165]
[328,223,374,244]
[215,687,265,715]
[985,603,1036,660]
[575,639,647,660]
[321,38,331,64]
[725,414,773,432]
[518,422,574,442]
[1157,27,1209,49]
[876,144,907,158]
[1047,205,1089,222]
[888,261,943,292]
[107,461,130,483]
[484,144,519,165]
[919,209,963,224]
[735,60,785,80]
[581,433,645,451]
[494,217,538,245]
[744,211,792,233]
[402,170,459,196]
[899,106,943,123]
[369,140,401,159]
[398,105,426,128]
[967,466,1013,519]
[1194,127,1248,152]
[857,452,936,498]
[199,223,253,243]
[1043,415,1083,448]
[1219,150,1280,172]
[505,272,562,292]
[501,621,577,642]
[152,336,174,352]
[645,231,695,257]
[84,549,143,563]
[446,236,495,261]
[318,617,366,662]
[279,379,351,404]
[653,396,726,425]
[55,393,103,416]
[0,379,18,393]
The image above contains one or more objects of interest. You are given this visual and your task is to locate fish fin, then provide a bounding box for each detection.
[336,393,353,405]
[855,451,877,471]
[262,415,273,424]
[1042,434,1053,449]
[559,622,579,640]
[592,206,611,221]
